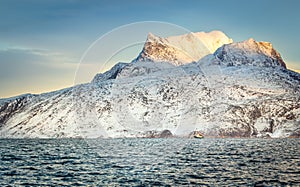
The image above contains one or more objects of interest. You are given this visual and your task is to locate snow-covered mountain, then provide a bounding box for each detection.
[0,31,299,138]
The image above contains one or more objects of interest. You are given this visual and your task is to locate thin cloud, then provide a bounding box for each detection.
[0,47,78,97]
[0,47,77,67]
[286,61,300,73]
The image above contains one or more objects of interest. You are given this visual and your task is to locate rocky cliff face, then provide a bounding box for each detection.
[0,31,299,138]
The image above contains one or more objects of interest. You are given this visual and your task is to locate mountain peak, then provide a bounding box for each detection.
[146,32,158,42]
[214,38,286,68]
[133,30,233,65]
[244,38,257,47]
[246,38,255,42]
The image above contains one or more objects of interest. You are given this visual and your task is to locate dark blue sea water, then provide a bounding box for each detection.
[0,138,299,186]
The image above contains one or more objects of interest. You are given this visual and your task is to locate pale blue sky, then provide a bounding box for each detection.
[0,0,299,97]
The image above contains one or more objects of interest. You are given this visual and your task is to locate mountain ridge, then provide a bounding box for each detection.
[214,38,286,68]
[133,30,233,65]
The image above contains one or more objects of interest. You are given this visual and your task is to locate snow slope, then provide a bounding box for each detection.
[0,32,299,138]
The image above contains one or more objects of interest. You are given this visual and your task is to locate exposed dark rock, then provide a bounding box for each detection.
[142,129,173,138]
[0,96,30,126]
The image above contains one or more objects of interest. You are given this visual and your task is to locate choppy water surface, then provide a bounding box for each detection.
[0,138,299,186]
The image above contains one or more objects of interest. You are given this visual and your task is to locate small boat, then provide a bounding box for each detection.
[193,132,204,139]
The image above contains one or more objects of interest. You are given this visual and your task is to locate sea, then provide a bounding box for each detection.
[0,138,299,186]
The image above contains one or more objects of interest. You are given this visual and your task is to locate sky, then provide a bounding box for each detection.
[0,0,300,98]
